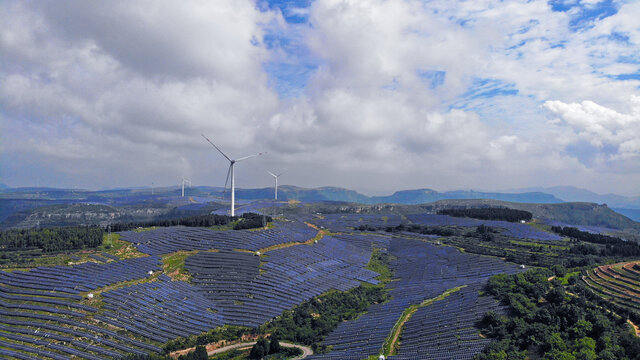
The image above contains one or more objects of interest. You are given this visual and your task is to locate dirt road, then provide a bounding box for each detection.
[205,341,313,359]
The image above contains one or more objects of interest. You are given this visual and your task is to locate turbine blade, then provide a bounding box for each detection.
[235,152,266,162]
[267,170,276,177]
[201,134,232,162]
[277,171,286,177]
[223,164,232,191]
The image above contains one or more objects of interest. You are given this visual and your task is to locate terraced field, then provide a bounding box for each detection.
[583,261,640,313]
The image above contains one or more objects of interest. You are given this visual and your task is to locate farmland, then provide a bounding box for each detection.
[1,200,640,359]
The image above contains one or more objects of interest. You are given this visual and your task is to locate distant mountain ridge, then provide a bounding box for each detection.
[1,186,639,232]
[0,185,565,204]
[515,186,640,209]
[369,189,561,204]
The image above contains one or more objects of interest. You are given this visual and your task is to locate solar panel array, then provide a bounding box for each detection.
[311,213,404,232]
[307,237,521,359]
[185,236,381,327]
[540,219,617,235]
[97,275,224,343]
[390,283,506,360]
[118,220,316,255]
[0,257,164,359]
[406,214,561,241]
[1,214,525,359]
[310,213,560,241]
[0,256,160,294]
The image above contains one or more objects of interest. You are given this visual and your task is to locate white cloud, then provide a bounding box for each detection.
[1,0,640,195]
[544,96,640,161]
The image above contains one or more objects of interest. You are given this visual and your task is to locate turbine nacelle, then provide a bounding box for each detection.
[267,170,285,201]
[202,133,265,216]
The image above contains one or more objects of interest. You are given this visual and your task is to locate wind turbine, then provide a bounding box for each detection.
[201,134,265,216]
[267,171,285,200]
[181,177,191,197]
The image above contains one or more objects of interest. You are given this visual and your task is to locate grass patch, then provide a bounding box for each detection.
[365,247,394,285]
[509,239,569,251]
[133,226,159,232]
[162,250,199,282]
[557,271,580,285]
[248,222,276,231]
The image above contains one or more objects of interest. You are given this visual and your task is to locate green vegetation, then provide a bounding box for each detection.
[475,268,640,360]
[163,326,251,353]
[365,247,394,285]
[552,226,640,257]
[0,225,103,252]
[110,213,271,232]
[162,250,200,281]
[0,225,105,266]
[438,208,533,222]
[209,349,246,360]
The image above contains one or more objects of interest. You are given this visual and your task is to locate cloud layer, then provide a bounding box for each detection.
[1,0,639,195]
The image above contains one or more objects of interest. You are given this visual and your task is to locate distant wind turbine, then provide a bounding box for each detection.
[267,171,285,200]
[201,134,265,216]
[181,177,191,197]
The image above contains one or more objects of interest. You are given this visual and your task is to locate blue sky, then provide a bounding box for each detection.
[1,0,639,195]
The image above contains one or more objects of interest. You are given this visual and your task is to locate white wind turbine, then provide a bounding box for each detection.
[181,177,191,197]
[201,134,265,216]
[267,171,285,200]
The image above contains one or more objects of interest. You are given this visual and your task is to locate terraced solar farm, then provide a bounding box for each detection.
[584,261,640,314]
[3,206,635,360]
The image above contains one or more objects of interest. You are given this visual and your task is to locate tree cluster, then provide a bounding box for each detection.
[233,213,272,230]
[0,226,103,253]
[467,224,499,241]
[476,269,640,360]
[110,212,271,232]
[374,223,455,237]
[249,335,285,359]
[553,226,640,257]
[261,285,388,352]
[438,207,533,222]
[110,214,232,231]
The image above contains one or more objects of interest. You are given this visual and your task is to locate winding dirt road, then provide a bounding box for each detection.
[172,341,313,359]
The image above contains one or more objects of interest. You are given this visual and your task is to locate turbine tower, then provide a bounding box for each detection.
[267,171,285,200]
[181,177,191,197]
[201,134,265,216]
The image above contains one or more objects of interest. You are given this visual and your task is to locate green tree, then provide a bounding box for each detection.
[193,346,208,360]
[250,337,269,359]
[543,350,576,360]
[249,342,265,359]
[572,337,597,360]
[269,334,281,354]
[569,320,593,340]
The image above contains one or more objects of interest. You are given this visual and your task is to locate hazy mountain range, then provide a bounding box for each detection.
[1,184,639,221]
